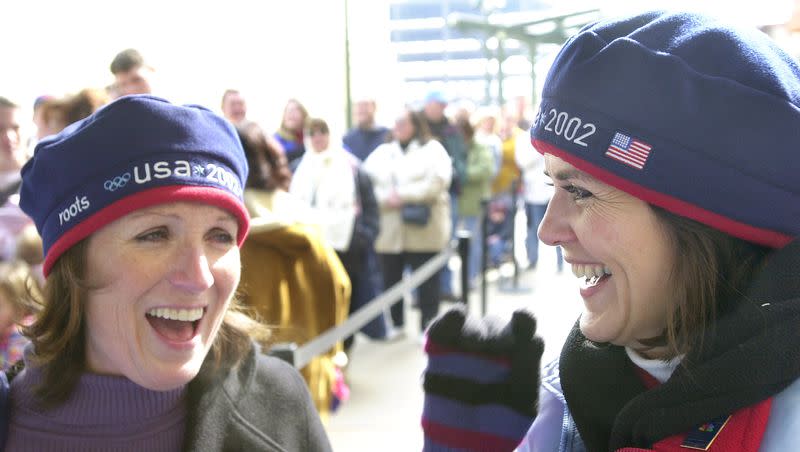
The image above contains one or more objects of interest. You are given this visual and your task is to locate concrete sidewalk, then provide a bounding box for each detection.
[325,246,582,451]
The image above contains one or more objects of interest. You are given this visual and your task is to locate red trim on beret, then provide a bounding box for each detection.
[43,185,250,276]
[533,139,792,249]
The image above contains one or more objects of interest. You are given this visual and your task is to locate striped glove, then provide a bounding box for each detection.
[422,306,544,452]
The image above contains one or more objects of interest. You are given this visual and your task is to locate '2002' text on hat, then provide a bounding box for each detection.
[531,11,799,248]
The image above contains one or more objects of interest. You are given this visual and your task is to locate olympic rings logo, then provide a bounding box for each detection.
[103,173,131,191]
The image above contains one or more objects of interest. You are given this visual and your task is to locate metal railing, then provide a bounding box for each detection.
[268,179,530,368]
[268,234,473,369]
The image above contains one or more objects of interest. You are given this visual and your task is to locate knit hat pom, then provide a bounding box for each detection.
[531,11,800,247]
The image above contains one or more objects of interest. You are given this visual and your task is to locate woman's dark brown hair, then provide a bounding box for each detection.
[24,239,270,408]
[306,118,329,136]
[236,122,292,191]
[40,89,108,134]
[392,108,432,145]
[647,207,770,359]
[456,117,475,146]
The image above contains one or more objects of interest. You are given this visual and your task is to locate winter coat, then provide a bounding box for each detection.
[290,147,359,251]
[363,139,452,254]
[0,342,333,452]
[519,238,800,452]
[274,129,305,165]
[183,342,332,451]
[491,128,522,196]
[519,363,800,452]
[426,118,466,196]
[239,189,350,420]
[336,165,380,275]
[515,129,553,205]
[343,126,390,162]
[458,140,495,217]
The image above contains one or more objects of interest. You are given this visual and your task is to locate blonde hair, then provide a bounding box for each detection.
[0,261,40,323]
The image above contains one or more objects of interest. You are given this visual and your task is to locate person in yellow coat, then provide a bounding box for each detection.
[490,112,522,197]
[235,122,351,421]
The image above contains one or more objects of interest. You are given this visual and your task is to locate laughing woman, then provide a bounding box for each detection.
[422,11,800,452]
[1,95,332,451]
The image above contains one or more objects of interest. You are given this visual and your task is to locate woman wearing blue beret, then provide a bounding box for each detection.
[2,95,332,451]
[422,11,800,452]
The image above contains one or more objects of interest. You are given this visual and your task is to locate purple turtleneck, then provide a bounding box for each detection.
[5,349,187,452]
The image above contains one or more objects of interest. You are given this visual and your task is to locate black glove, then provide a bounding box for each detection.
[421,305,544,451]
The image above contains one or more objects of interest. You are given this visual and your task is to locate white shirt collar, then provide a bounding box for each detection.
[625,346,683,383]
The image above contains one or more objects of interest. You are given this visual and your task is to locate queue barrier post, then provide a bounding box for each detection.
[498,179,532,294]
[510,179,520,289]
[480,199,490,316]
[456,230,471,309]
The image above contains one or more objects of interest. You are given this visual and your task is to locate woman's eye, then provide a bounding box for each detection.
[562,184,593,200]
[209,228,235,245]
[135,227,169,242]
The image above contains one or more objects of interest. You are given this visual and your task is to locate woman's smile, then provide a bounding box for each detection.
[539,154,675,346]
[84,202,240,390]
[145,306,206,347]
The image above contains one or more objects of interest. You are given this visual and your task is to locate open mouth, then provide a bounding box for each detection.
[146,307,205,342]
[571,263,612,288]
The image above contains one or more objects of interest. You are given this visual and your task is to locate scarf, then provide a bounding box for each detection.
[560,239,800,451]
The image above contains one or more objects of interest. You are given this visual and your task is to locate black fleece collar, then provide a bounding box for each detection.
[560,239,800,452]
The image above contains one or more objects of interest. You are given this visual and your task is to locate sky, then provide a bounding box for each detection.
[3,0,796,140]
[2,0,400,138]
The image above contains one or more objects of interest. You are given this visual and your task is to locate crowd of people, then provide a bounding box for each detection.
[0,42,558,442]
[0,8,798,452]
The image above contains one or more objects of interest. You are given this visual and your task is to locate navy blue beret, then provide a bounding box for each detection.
[20,95,250,275]
[531,11,800,247]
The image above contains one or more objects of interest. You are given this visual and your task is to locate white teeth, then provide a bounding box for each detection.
[570,263,612,279]
[147,307,204,322]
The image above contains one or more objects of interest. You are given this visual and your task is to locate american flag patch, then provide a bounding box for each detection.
[605,132,652,170]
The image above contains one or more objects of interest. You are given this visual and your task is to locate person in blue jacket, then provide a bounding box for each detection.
[422,11,800,452]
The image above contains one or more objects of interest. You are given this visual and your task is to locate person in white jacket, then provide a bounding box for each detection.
[514,126,563,272]
[290,119,359,253]
[363,108,452,334]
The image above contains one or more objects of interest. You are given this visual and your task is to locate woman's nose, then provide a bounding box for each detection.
[538,196,576,247]
[168,245,214,293]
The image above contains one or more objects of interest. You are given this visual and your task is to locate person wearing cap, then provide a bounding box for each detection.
[422,11,800,452]
[1,95,332,451]
[421,90,466,302]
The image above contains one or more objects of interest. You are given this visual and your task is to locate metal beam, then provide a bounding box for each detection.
[446,8,600,106]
